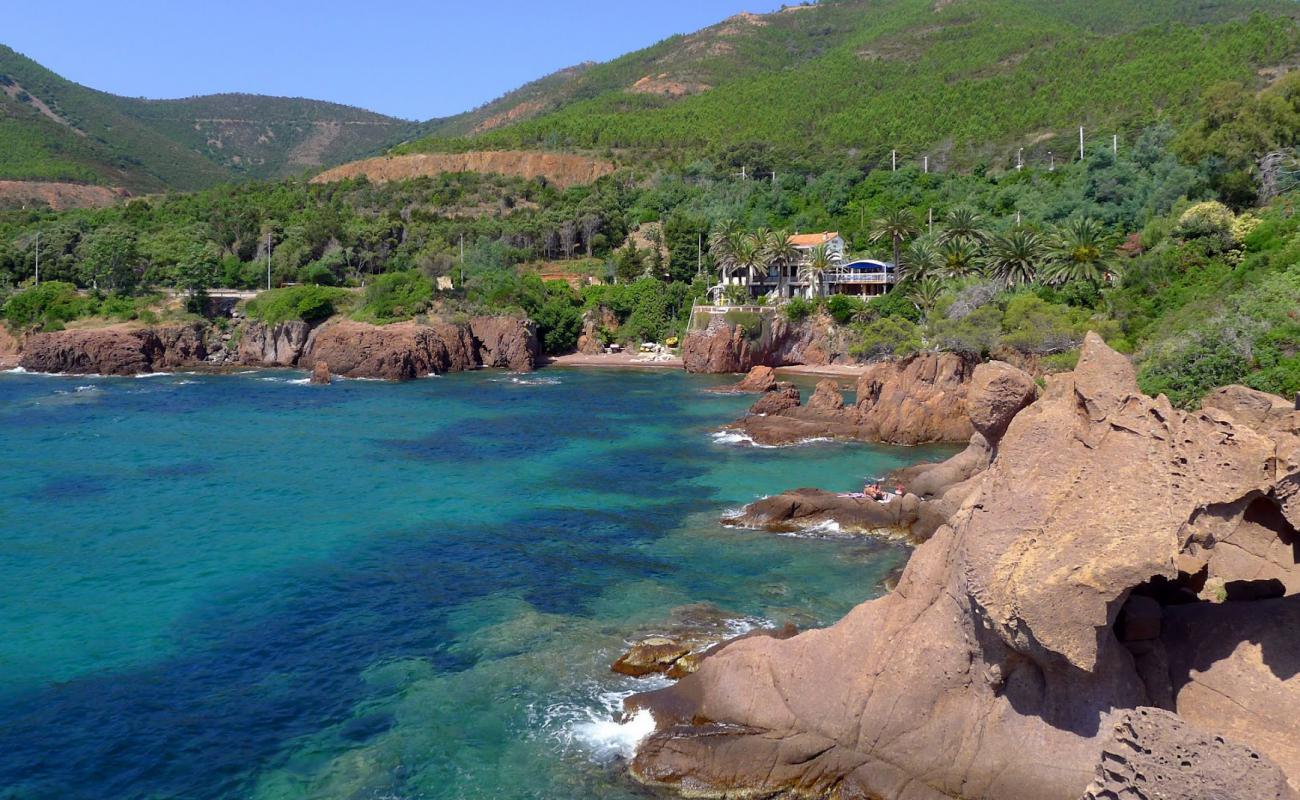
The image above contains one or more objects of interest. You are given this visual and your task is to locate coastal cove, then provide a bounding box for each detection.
[0,367,956,800]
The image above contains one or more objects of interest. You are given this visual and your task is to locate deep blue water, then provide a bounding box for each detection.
[0,367,953,800]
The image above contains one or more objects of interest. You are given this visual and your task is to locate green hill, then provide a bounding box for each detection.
[0,45,423,192]
[400,0,1300,169]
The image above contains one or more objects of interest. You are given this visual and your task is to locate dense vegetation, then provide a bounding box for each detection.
[405,0,1300,171]
[0,45,420,191]
[3,10,1300,405]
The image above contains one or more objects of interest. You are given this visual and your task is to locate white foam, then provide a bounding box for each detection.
[491,374,561,386]
[570,706,657,761]
[3,366,27,374]
[710,430,777,449]
[133,372,172,379]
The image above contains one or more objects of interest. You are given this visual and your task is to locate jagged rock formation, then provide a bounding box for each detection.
[16,316,539,379]
[629,333,1300,799]
[309,360,331,385]
[726,352,986,446]
[237,321,314,367]
[576,306,618,355]
[19,324,208,375]
[726,361,1036,540]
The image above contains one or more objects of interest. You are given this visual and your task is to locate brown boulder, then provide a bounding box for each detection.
[966,360,1038,442]
[724,488,905,534]
[309,360,331,385]
[612,638,693,678]
[628,333,1300,799]
[805,378,845,413]
[735,365,777,393]
[576,306,618,355]
[748,382,800,415]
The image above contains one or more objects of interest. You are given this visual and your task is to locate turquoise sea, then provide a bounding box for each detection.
[0,367,953,800]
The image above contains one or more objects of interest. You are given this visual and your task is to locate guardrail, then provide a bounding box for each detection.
[690,304,773,314]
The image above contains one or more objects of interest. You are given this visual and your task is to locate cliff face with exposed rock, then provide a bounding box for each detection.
[682,312,855,373]
[629,333,1300,800]
[19,324,210,375]
[16,315,539,379]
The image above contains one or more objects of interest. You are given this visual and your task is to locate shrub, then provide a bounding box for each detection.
[246,285,350,324]
[825,294,866,326]
[864,290,921,323]
[784,296,816,323]
[355,271,434,323]
[849,315,922,359]
[1175,201,1234,241]
[1138,334,1251,408]
[1,282,96,329]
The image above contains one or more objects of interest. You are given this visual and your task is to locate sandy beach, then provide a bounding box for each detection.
[543,352,684,370]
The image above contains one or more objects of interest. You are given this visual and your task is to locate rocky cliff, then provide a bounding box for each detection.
[628,333,1300,799]
[682,312,855,374]
[20,324,209,375]
[17,315,538,379]
[726,352,979,445]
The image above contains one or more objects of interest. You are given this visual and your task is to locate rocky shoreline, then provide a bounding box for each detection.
[11,315,538,380]
[625,333,1300,799]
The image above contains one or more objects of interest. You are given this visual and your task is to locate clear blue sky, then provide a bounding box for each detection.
[4,0,788,120]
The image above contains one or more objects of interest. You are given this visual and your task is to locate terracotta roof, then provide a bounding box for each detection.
[788,231,840,248]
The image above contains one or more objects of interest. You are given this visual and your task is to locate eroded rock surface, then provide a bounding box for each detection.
[20,324,208,375]
[630,333,1300,799]
[237,321,313,367]
[727,354,1010,446]
[682,312,854,374]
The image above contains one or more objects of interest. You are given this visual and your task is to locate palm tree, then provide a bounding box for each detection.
[708,220,745,297]
[984,228,1046,287]
[798,243,839,299]
[1043,217,1116,285]
[938,207,988,246]
[869,208,920,272]
[938,239,982,280]
[763,229,800,297]
[899,239,942,284]
[908,277,944,317]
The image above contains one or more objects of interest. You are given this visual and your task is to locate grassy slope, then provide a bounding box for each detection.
[0,45,423,191]
[401,0,1300,166]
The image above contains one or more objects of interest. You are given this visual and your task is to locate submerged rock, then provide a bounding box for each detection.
[629,333,1300,799]
[612,638,693,678]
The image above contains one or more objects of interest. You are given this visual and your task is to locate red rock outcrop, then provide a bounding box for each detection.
[728,353,1020,446]
[682,312,853,374]
[469,316,538,371]
[576,306,618,355]
[309,360,331,385]
[301,320,478,380]
[19,324,208,375]
[628,333,1300,799]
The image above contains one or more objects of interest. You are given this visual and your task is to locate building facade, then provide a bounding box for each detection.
[718,232,897,300]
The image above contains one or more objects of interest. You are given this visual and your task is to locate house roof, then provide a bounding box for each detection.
[788,231,841,248]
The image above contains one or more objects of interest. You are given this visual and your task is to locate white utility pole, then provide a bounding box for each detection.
[891,150,897,171]
[1049,151,1055,172]
[1113,134,1118,155]
[459,233,465,288]
[266,232,272,290]
[34,232,40,286]
[923,156,929,174]
[1017,148,1023,171]
[1016,210,1022,225]
[697,233,703,277]
[928,208,933,235]
[1079,126,1085,161]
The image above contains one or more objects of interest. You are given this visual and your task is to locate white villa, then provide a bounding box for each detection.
[719,231,898,301]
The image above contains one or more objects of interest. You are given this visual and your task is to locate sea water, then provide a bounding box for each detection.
[0,368,955,799]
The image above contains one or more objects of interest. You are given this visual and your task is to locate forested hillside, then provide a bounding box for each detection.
[404,0,1300,169]
[0,45,421,192]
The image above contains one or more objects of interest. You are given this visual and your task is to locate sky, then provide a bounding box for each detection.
[4,0,788,121]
